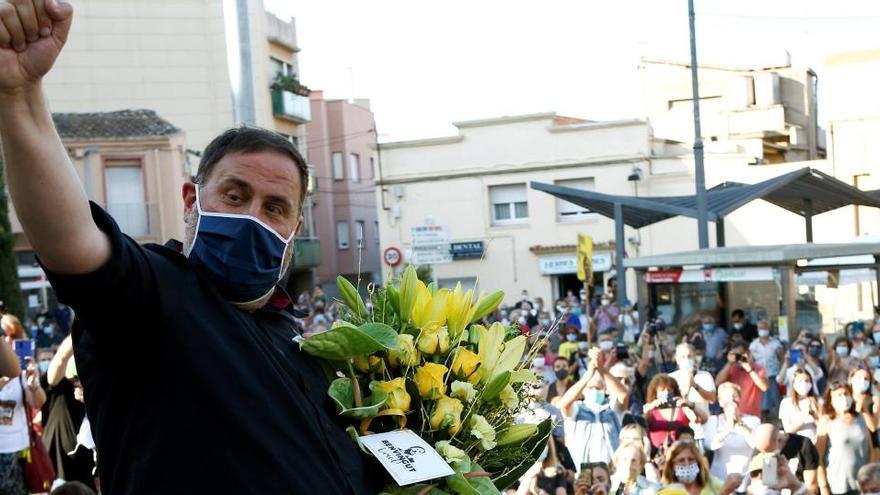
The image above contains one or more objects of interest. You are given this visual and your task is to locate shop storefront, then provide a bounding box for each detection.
[536,252,614,302]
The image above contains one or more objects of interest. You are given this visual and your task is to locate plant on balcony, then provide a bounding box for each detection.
[271,73,311,97]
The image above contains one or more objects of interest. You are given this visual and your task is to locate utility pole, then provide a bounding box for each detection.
[688,0,709,249]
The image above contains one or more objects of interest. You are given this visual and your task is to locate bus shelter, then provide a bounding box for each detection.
[623,242,880,339]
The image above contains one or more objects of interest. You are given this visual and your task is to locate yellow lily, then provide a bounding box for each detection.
[413,363,448,399]
[450,347,482,384]
[429,395,464,435]
[387,334,420,368]
[476,322,526,384]
[372,377,411,413]
[416,326,450,356]
[447,283,482,341]
[398,266,419,325]
[411,282,450,331]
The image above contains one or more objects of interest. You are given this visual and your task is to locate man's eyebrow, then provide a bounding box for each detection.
[217,176,253,193]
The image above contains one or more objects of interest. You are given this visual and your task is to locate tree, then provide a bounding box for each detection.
[0,141,25,318]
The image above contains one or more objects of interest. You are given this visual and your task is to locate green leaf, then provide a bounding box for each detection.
[337,275,369,318]
[481,371,511,402]
[446,471,500,495]
[491,418,552,490]
[509,369,537,383]
[302,322,398,360]
[328,378,387,418]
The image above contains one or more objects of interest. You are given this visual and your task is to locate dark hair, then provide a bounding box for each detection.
[823,381,856,418]
[675,425,695,438]
[731,309,745,319]
[196,126,309,211]
[51,481,96,495]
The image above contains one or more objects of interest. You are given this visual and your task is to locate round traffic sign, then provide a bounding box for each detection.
[383,247,402,267]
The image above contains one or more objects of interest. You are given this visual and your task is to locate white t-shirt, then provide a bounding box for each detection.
[669,369,716,405]
[704,413,761,492]
[749,338,783,377]
[778,397,818,444]
[0,374,30,454]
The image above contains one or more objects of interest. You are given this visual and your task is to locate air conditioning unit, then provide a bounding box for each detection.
[390,205,402,219]
[391,185,404,198]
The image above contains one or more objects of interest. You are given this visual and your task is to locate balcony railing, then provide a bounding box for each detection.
[294,237,321,270]
[105,202,159,240]
[272,88,311,123]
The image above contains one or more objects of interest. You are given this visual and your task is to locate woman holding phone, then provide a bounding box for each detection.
[779,367,821,443]
[848,366,880,434]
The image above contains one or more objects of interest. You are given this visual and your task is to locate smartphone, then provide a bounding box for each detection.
[789,348,804,366]
[616,344,629,361]
[13,339,33,371]
[762,455,778,486]
[579,466,593,485]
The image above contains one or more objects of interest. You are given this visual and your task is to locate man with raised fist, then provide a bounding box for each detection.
[0,1,380,493]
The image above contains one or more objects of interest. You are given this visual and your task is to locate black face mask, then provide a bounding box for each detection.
[555,369,569,381]
[808,347,821,358]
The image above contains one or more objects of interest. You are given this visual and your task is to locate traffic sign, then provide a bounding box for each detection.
[383,247,402,267]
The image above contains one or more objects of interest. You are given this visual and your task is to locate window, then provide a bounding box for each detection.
[105,161,149,237]
[270,57,292,79]
[489,184,528,225]
[555,178,597,220]
[374,220,380,245]
[369,157,375,179]
[349,153,360,182]
[332,152,344,180]
[337,221,350,249]
[355,221,365,248]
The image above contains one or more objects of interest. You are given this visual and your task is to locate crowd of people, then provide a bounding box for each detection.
[0,304,96,495]
[500,283,880,495]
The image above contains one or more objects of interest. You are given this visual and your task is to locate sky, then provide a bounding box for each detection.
[264,0,880,142]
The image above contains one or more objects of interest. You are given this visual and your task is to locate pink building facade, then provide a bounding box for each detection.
[308,91,381,294]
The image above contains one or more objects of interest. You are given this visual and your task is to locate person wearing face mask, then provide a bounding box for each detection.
[660,440,743,495]
[0,17,384,491]
[745,452,809,495]
[547,358,573,403]
[779,341,826,397]
[643,375,703,454]
[700,316,729,372]
[593,294,621,336]
[558,347,630,468]
[715,344,769,417]
[532,355,556,386]
[753,424,819,493]
[748,322,784,420]
[857,463,880,495]
[779,367,821,443]
[730,309,759,343]
[559,326,581,361]
[704,382,761,492]
[669,343,717,421]
[817,382,871,495]
[619,301,641,344]
[872,324,880,348]
[829,337,858,385]
[848,367,880,434]
[610,441,661,495]
[852,331,876,361]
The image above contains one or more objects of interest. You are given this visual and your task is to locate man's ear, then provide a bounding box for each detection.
[294,215,305,236]
[182,182,197,217]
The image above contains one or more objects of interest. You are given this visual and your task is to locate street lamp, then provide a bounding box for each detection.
[688,0,709,249]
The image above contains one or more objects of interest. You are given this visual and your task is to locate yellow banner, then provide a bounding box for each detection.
[576,234,593,282]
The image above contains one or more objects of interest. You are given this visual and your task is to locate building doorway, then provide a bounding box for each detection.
[555,272,604,303]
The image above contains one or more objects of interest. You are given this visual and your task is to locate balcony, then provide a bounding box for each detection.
[105,202,159,240]
[728,104,787,138]
[294,237,322,270]
[272,88,311,123]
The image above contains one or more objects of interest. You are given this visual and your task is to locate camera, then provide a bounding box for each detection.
[616,344,629,360]
[734,353,748,363]
[658,397,679,409]
[647,318,666,336]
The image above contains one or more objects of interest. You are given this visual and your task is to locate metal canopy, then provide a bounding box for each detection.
[623,242,880,269]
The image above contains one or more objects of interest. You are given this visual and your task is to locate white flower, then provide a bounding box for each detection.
[434,441,468,464]
[499,384,519,410]
[450,381,477,403]
[469,414,497,450]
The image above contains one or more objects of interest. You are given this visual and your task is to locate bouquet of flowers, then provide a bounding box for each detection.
[298,266,552,494]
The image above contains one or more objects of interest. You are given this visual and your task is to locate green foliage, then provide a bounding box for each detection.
[301,322,398,360]
[0,143,24,319]
[328,378,387,419]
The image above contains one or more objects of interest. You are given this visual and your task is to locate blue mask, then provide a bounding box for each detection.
[186,188,294,304]
[702,323,714,332]
[38,360,50,374]
[871,356,880,368]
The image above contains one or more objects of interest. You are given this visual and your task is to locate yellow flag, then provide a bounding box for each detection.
[576,234,593,282]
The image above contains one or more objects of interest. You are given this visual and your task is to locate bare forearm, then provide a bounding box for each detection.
[0,88,110,274]
[715,364,731,385]
[0,344,19,378]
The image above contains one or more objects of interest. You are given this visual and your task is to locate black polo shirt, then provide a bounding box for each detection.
[44,203,382,495]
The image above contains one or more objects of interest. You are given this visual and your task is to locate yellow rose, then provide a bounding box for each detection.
[417,326,450,356]
[387,334,420,368]
[353,354,386,374]
[372,377,411,413]
[413,363,448,399]
[429,395,464,435]
[450,347,482,384]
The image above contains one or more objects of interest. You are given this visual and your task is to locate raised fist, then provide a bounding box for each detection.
[0,0,73,94]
